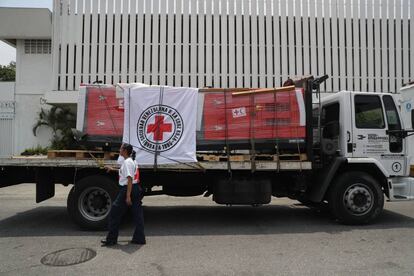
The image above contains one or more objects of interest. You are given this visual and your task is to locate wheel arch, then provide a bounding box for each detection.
[73,168,118,186]
[336,162,389,199]
[309,157,389,202]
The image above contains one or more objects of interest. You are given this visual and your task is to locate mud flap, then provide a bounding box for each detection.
[36,168,55,203]
[308,157,347,202]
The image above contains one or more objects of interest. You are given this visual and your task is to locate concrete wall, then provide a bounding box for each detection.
[0,82,14,101]
[0,8,51,40]
[15,40,52,94]
[0,82,15,156]
[12,39,53,155]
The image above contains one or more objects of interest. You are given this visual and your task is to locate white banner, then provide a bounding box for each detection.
[123,85,198,165]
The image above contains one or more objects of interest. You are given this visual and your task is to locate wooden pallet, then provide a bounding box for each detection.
[47,150,306,162]
[275,153,307,161]
[197,153,307,162]
[47,150,104,159]
[197,154,249,162]
[104,151,120,160]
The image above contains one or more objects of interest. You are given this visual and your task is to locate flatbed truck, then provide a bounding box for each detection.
[1,77,413,229]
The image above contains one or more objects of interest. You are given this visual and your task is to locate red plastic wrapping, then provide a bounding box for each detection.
[202,90,305,141]
[77,85,306,152]
[86,86,123,136]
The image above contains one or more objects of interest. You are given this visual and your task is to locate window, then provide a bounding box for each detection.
[24,40,51,54]
[321,103,339,125]
[383,95,402,153]
[321,102,340,139]
[355,95,385,129]
[383,95,401,131]
[412,110,414,129]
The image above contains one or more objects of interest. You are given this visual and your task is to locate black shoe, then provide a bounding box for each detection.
[101,239,117,246]
[130,239,146,245]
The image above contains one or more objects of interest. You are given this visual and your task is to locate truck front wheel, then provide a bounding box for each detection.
[67,175,118,230]
[328,171,384,224]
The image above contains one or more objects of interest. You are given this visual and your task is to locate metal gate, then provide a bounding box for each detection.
[0,118,13,157]
[0,101,15,157]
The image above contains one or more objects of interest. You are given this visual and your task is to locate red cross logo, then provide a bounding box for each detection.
[146,115,173,141]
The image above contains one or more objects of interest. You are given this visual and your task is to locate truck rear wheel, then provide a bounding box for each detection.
[67,175,118,230]
[328,171,384,224]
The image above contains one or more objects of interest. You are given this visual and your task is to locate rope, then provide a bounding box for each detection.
[275,88,280,172]
[126,142,206,172]
[87,142,205,172]
[153,86,165,170]
[249,93,256,173]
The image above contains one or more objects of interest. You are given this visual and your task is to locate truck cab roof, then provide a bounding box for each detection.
[320,90,396,104]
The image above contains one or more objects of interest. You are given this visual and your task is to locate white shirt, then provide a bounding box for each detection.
[117,155,125,165]
[119,157,138,186]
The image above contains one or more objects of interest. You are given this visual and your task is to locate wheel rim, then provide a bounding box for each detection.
[343,183,374,216]
[78,187,112,222]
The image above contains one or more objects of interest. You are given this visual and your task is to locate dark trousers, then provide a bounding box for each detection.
[106,184,146,243]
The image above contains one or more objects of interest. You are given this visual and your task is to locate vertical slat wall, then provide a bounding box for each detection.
[0,118,13,157]
[52,0,413,93]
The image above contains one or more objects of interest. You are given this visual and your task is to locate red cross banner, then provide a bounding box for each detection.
[123,85,198,165]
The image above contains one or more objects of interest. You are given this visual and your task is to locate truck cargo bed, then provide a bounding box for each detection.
[0,155,312,171]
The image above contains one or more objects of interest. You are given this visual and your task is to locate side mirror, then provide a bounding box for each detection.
[411,110,414,130]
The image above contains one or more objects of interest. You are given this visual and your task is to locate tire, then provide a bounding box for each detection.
[67,175,118,230]
[328,171,384,225]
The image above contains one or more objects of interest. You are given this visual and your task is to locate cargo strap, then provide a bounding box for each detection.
[249,93,256,173]
[97,83,120,136]
[223,89,232,175]
[153,86,165,171]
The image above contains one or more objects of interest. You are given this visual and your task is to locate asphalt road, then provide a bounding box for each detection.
[1,184,414,276]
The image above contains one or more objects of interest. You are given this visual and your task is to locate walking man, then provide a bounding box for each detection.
[101,143,146,246]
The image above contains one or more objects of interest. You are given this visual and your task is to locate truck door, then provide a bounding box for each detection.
[351,94,406,176]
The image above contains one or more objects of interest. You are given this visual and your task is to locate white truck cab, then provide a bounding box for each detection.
[319,90,414,202]
[399,83,414,170]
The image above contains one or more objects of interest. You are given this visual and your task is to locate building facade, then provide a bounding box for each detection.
[0,8,53,156]
[0,0,413,155]
[52,0,413,93]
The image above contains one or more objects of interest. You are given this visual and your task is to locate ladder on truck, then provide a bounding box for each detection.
[308,75,329,167]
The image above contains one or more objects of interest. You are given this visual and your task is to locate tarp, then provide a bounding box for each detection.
[123,85,199,165]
